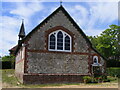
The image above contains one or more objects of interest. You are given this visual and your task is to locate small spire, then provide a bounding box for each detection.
[18,19,25,40]
[60,0,62,6]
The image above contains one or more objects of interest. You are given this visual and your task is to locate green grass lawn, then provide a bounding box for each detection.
[1,69,21,87]
[1,69,82,88]
[1,69,119,88]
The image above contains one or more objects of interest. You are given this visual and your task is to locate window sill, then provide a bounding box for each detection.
[48,49,72,53]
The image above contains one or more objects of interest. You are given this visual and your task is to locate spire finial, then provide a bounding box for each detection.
[60,0,62,6]
[22,19,24,23]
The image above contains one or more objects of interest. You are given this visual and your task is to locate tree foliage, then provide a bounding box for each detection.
[88,24,120,67]
[1,55,15,61]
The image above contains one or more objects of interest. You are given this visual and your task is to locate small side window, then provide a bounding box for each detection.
[93,56,98,64]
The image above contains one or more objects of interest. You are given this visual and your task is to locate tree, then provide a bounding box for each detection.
[88,24,120,67]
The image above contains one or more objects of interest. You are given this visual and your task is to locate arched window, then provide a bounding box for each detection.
[57,31,63,50]
[93,56,98,64]
[48,30,72,52]
[49,34,55,49]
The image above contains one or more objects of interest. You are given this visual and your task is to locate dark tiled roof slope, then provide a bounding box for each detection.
[9,45,18,52]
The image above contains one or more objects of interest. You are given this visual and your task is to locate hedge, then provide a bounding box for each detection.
[107,67,120,78]
[0,60,15,69]
[0,55,15,69]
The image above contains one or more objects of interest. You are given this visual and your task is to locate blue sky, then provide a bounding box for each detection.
[0,0,118,56]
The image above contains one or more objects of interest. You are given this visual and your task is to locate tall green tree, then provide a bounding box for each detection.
[88,24,120,60]
[1,55,15,61]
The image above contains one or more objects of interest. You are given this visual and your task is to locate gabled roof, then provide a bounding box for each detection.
[14,5,107,60]
[24,5,92,46]
[9,45,18,55]
[15,5,92,54]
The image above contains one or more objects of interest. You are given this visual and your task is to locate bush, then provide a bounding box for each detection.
[83,76,92,83]
[107,67,120,78]
[1,55,15,69]
[2,60,12,69]
[107,76,117,81]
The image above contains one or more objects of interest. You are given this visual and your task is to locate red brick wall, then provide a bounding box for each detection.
[23,74,89,84]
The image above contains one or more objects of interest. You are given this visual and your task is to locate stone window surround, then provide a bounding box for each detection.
[48,30,72,52]
[92,54,100,63]
[93,56,99,64]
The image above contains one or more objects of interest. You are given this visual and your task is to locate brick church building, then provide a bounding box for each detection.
[9,5,106,84]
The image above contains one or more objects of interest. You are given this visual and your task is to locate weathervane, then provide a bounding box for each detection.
[60,0,62,6]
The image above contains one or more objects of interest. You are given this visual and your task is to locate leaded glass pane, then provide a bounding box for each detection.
[57,31,63,50]
[65,35,70,50]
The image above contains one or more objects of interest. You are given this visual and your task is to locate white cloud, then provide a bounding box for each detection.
[0,16,20,56]
[85,2,118,35]
[73,5,89,27]
[65,2,118,36]
[10,2,43,19]
[84,28,104,36]
[1,2,118,56]
[87,2,118,27]
[1,2,44,56]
